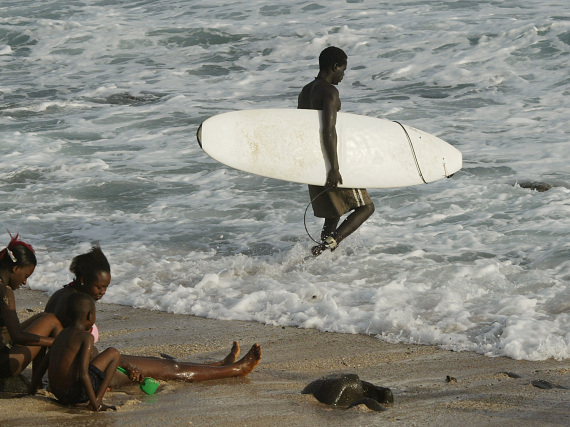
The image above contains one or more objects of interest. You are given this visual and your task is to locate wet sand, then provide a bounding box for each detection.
[1,288,568,426]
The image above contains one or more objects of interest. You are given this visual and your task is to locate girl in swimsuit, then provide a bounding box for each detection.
[0,234,62,378]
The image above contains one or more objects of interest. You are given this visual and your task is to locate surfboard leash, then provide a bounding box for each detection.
[303,187,331,244]
[393,121,427,184]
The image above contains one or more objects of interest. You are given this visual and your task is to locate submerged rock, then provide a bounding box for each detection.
[516,181,553,192]
[96,92,163,106]
[302,373,393,412]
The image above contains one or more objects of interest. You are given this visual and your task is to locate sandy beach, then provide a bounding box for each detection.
[1,287,568,426]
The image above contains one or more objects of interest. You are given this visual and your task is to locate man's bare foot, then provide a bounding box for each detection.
[221,341,240,365]
[234,344,262,377]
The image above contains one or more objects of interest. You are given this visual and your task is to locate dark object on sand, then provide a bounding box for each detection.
[0,374,30,396]
[498,371,522,378]
[445,375,457,383]
[516,181,553,192]
[531,379,569,390]
[302,373,393,411]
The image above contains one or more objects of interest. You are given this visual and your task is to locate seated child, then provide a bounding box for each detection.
[32,293,134,411]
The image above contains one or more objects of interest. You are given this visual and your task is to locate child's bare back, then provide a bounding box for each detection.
[48,326,93,393]
[34,293,119,411]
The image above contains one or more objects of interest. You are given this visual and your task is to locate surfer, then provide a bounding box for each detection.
[0,234,63,379]
[40,245,261,386]
[298,46,375,256]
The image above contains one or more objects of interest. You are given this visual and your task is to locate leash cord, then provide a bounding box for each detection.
[393,121,427,184]
[303,186,331,244]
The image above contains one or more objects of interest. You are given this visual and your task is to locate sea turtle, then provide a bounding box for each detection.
[302,373,393,412]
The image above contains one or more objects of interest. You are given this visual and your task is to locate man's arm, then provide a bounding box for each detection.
[320,86,343,187]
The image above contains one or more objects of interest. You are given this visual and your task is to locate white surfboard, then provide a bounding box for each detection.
[197,109,462,189]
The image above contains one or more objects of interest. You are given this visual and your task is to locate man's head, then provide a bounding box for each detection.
[319,46,347,71]
[318,46,347,85]
[66,292,96,329]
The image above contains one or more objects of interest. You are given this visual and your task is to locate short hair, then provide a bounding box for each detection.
[319,46,347,71]
[69,245,111,286]
[65,292,95,322]
[0,233,36,269]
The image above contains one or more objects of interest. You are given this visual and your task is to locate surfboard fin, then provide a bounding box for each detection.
[442,158,455,178]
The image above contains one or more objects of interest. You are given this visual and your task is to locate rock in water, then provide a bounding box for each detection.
[516,181,553,192]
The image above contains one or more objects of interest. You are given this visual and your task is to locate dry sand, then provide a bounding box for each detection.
[1,288,568,426]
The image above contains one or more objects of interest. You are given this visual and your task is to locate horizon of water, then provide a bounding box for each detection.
[1,0,568,361]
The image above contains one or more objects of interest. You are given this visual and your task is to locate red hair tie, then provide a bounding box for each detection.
[7,233,35,254]
[1,233,35,263]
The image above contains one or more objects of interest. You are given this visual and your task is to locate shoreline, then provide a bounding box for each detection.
[1,287,568,426]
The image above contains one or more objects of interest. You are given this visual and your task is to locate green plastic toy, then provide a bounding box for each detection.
[116,366,160,395]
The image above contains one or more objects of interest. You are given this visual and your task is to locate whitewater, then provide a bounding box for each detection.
[1,0,568,361]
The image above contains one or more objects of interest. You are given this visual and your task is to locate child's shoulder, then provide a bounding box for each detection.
[58,326,93,343]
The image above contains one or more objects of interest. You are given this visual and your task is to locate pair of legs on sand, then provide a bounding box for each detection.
[112,342,261,386]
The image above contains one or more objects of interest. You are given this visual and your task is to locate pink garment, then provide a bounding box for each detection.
[90,323,99,343]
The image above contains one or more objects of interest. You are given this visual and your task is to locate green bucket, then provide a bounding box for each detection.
[116,366,160,395]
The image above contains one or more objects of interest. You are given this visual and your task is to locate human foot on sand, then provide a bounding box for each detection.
[221,341,241,365]
[233,344,262,377]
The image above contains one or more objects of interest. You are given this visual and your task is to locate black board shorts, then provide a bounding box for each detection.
[0,345,12,378]
[308,185,372,218]
[54,364,106,405]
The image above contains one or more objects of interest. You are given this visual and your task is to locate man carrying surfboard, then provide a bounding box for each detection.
[298,46,375,256]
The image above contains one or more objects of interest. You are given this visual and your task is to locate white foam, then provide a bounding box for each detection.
[1,0,568,361]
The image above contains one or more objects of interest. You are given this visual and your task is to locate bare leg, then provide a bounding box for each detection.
[156,341,240,367]
[111,341,241,387]
[3,313,62,377]
[19,312,44,330]
[111,344,261,386]
[320,217,340,241]
[90,347,121,373]
[334,203,375,244]
[312,204,375,256]
[89,347,120,410]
